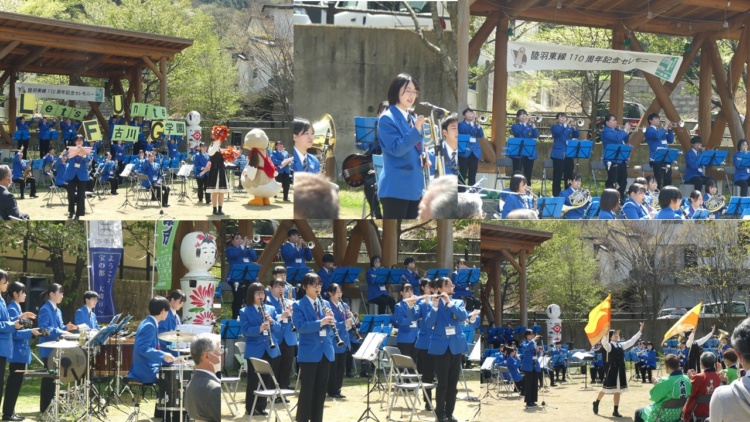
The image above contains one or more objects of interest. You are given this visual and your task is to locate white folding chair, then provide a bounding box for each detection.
[495,366,518,396]
[248,358,297,422]
[387,354,436,422]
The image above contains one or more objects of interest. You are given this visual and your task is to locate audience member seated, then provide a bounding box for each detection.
[710,318,750,421]
[634,354,690,422]
[683,352,720,422]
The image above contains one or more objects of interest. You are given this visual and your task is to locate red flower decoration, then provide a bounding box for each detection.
[211,125,229,142]
[189,283,215,308]
[193,311,216,326]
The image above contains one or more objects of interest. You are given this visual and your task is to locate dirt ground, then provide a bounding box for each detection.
[14,179,294,220]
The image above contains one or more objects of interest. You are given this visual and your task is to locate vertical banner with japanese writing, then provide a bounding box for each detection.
[88,221,123,323]
[507,41,683,83]
[154,220,179,291]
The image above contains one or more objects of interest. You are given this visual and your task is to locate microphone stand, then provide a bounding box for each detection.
[538,339,557,410]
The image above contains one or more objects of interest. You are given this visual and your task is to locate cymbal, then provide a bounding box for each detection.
[158,331,195,343]
[38,340,80,349]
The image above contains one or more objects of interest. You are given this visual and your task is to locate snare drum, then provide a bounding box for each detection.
[156,364,193,412]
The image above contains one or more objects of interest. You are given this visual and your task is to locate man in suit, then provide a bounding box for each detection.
[127,296,176,384]
[73,291,100,330]
[185,333,221,422]
[292,273,335,422]
[0,166,28,221]
[425,277,469,422]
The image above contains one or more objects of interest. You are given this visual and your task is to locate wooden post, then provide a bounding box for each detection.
[238,220,254,239]
[134,67,142,103]
[332,220,348,264]
[342,224,363,267]
[609,25,625,128]
[457,1,469,115]
[160,57,168,108]
[361,221,381,258]
[707,39,744,145]
[489,259,502,326]
[257,220,294,281]
[435,220,453,269]
[745,23,750,139]
[519,249,527,327]
[381,220,398,267]
[8,71,15,139]
[492,18,509,168]
[699,40,713,144]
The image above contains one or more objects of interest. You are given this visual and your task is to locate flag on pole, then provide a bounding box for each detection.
[585,294,611,346]
[663,301,702,345]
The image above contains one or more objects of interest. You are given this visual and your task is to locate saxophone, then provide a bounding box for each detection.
[22,162,32,182]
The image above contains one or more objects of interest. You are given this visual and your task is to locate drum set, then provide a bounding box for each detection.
[154,330,197,422]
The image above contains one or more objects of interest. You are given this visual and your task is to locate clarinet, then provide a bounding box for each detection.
[319,295,345,347]
[258,303,276,349]
[282,296,297,332]
[340,301,363,342]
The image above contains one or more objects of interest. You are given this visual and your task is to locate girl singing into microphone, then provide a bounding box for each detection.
[377,73,429,219]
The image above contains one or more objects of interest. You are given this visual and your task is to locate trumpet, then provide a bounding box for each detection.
[318,295,345,347]
[298,239,315,249]
[258,303,276,349]
[478,114,489,124]
[252,234,261,244]
[577,119,586,127]
[532,115,544,123]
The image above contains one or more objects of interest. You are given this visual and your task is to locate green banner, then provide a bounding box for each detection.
[163,120,186,136]
[111,124,139,142]
[154,221,179,291]
[150,106,167,120]
[130,102,149,117]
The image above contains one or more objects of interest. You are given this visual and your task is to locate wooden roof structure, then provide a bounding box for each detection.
[0,11,193,142]
[467,0,750,166]
[480,223,552,326]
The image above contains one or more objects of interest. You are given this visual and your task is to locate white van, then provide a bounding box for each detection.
[701,301,748,318]
[334,1,452,30]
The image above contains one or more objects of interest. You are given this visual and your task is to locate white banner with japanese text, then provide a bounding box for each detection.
[507,41,683,83]
[15,83,105,102]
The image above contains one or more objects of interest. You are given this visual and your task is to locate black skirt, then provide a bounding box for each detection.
[206,151,228,193]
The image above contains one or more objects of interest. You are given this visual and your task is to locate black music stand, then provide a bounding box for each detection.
[698,150,728,169]
[653,147,681,180]
[506,137,536,159]
[727,197,750,216]
[425,268,449,280]
[332,267,361,284]
[603,144,632,168]
[566,140,593,176]
[287,266,312,297]
[537,196,564,219]
[228,264,260,284]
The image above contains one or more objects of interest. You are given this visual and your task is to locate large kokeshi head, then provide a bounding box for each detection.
[180,231,216,272]
[546,304,561,319]
[186,111,201,126]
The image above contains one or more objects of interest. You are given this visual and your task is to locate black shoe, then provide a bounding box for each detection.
[346,372,353,378]
[216,210,225,215]
[425,402,433,411]
[67,213,73,219]
[447,416,458,422]
[252,410,268,416]
[163,204,170,208]
[527,403,537,408]
[612,411,622,417]
[74,215,80,221]
[334,394,346,399]
[593,401,599,415]
[29,195,37,198]
[2,415,24,421]
[274,397,289,404]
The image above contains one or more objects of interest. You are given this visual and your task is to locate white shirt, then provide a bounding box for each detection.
[294,147,308,165]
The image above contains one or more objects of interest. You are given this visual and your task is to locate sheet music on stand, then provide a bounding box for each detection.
[119,163,134,178]
[177,164,194,177]
[572,351,594,360]
[353,332,388,362]
[480,356,495,371]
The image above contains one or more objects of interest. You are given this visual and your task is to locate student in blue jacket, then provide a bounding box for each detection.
[601,114,631,200]
[413,278,436,409]
[64,135,91,220]
[52,152,68,187]
[97,152,119,195]
[11,147,36,200]
[265,279,297,391]
[291,118,320,175]
[639,341,657,383]
[559,173,587,220]
[550,112,580,196]
[654,186,685,220]
[38,283,79,412]
[157,290,185,357]
[598,189,621,220]
[392,283,419,364]
[644,113,675,188]
[684,136,710,193]
[510,109,539,187]
[504,346,525,395]
[271,141,293,202]
[501,174,532,219]
[551,341,568,383]
[621,183,650,220]
[192,142,210,204]
[3,281,40,421]
[457,108,485,188]
[74,290,100,330]
[365,255,395,315]
[240,283,281,416]
[377,74,428,219]
[326,283,351,399]
[425,277,469,421]
[37,117,56,158]
[734,139,750,196]
[13,117,34,159]
[520,329,541,408]
[292,273,335,422]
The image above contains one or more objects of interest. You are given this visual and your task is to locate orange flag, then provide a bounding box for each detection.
[663,301,702,345]
[585,294,611,346]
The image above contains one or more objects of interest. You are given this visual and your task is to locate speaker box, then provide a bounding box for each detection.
[21,276,47,314]
[231,131,243,147]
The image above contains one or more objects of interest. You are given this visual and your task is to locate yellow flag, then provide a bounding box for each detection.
[663,301,702,345]
[585,294,611,346]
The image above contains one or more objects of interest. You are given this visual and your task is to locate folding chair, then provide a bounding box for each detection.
[495,366,518,396]
[248,358,297,422]
[359,285,377,315]
[590,161,607,196]
[655,397,686,422]
[689,394,712,422]
[134,174,159,207]
[221,373,240,416]
[45,172,67,206]
[387,354,436,422]
[495,157,513,190]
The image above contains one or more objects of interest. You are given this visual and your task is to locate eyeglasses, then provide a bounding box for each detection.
[403,89,419,96]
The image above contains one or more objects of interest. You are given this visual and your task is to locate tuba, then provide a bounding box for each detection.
[705,194,726,213]
[718,329,730,342]
[561,189,591,216]
[312,114,336,176]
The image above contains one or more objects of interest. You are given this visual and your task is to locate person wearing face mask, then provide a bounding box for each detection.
[184,333,221,422]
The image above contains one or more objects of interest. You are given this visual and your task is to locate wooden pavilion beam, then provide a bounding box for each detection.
[342,224,363,267]
[706,39,744,145]
[699,40,713,144]
[609,24,625,132]
[160,56,167,108]
[627,33,706,148]
[257,220,294,282]
[360,221,381,259]
[623,0,683,31]
[0,41,19,61]
[381,220,398,267]
[492,18,509,171]
[468,12,499,63]
[141,56,163,80]
[435,220,453,269]
[679,0,750,11]
[627,34,691,149]
[14,47,48,69]
[333,220,348,265]
[72,54,110,74]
